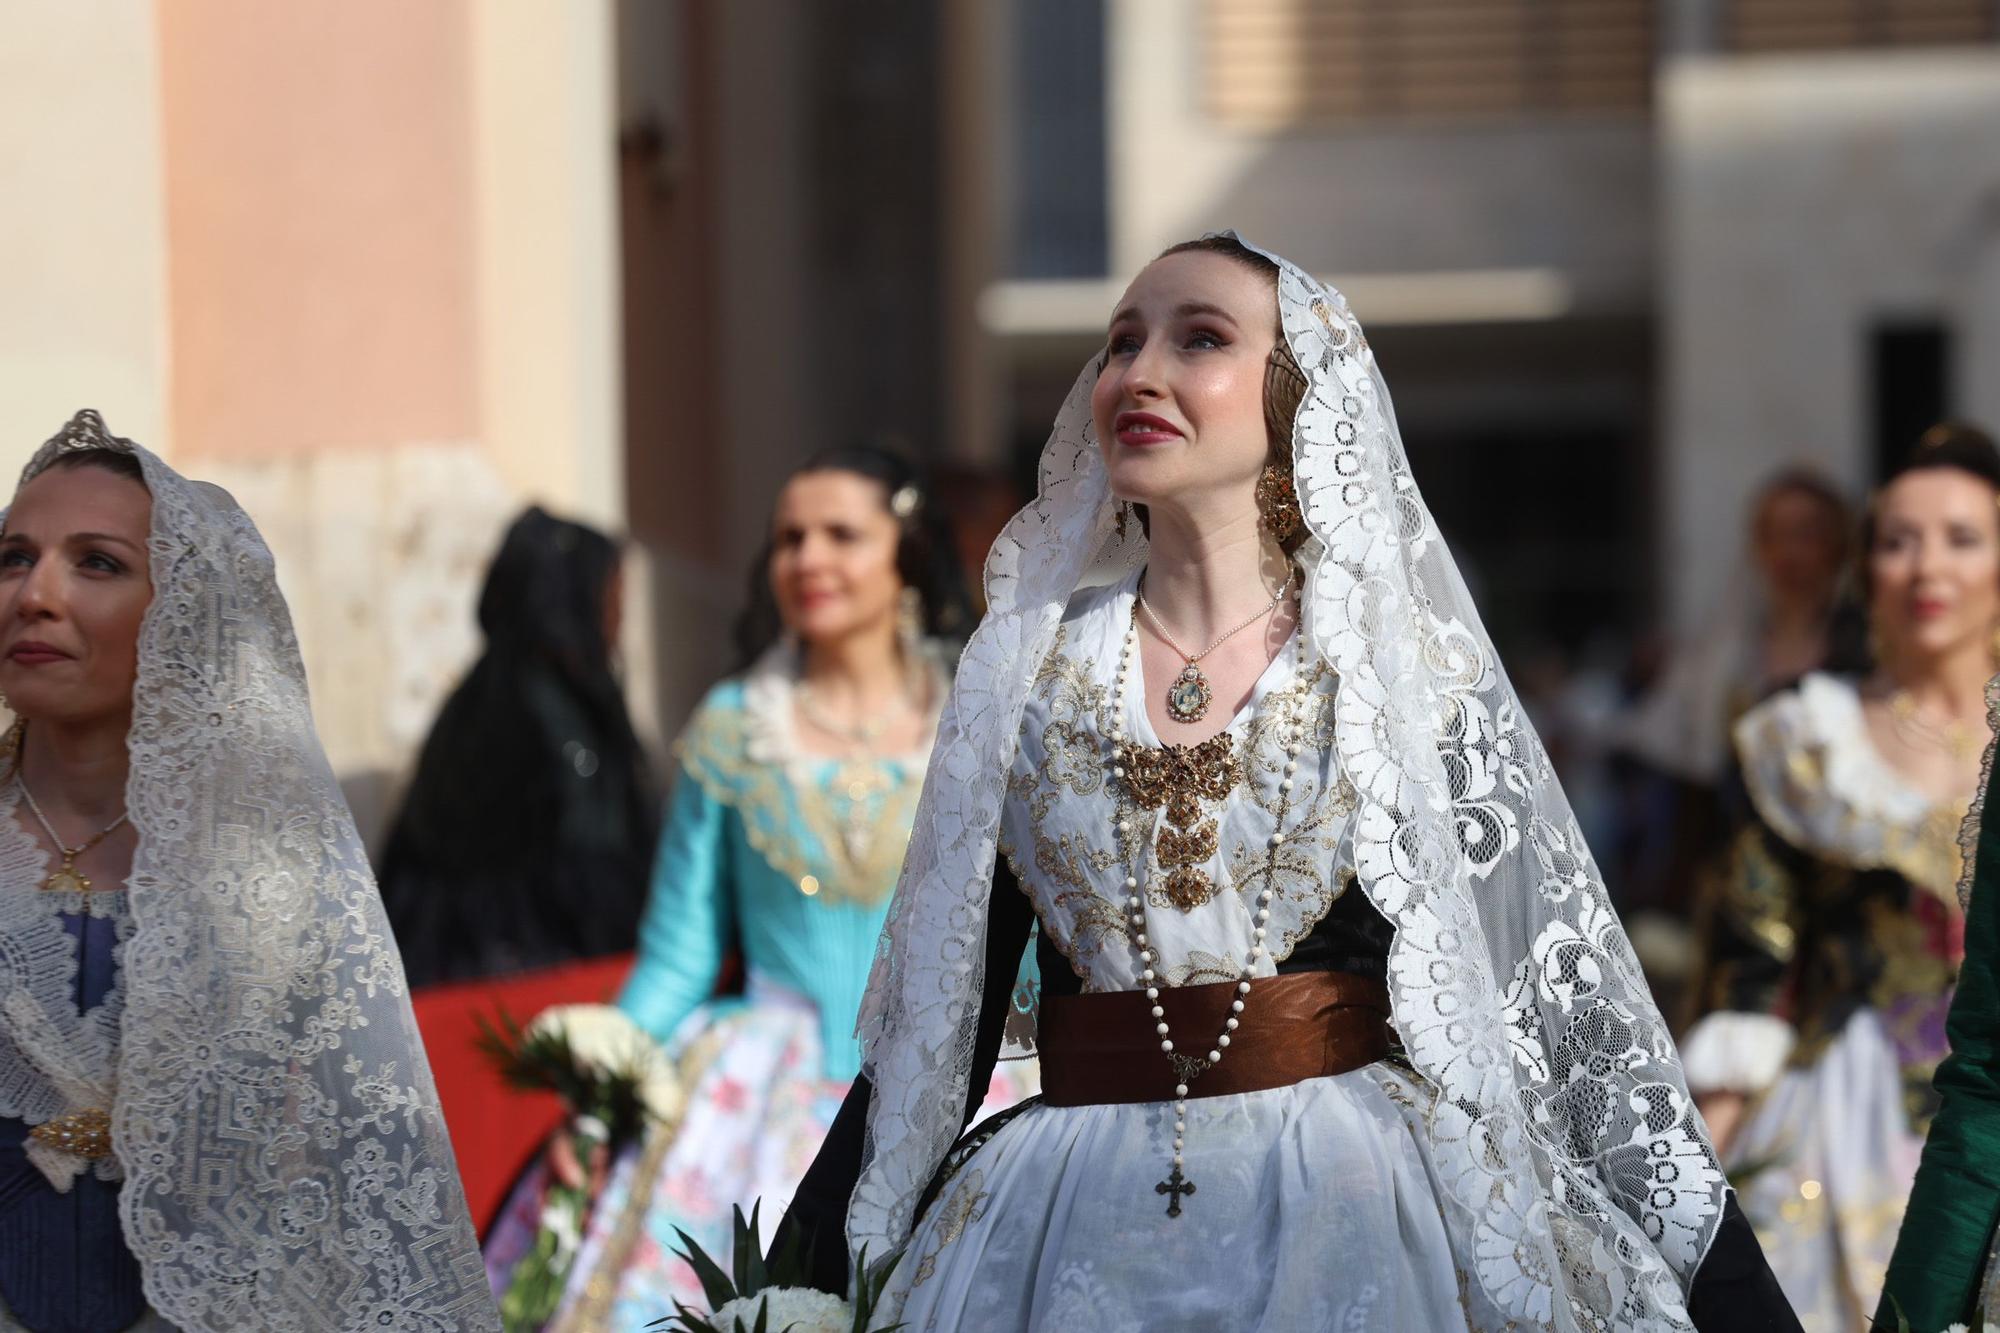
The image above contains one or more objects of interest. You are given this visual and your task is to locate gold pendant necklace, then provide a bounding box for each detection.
[1136,569,1294,724]
[18,779,129,893]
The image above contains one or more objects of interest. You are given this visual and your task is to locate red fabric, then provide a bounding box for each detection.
[410,953,635,1230]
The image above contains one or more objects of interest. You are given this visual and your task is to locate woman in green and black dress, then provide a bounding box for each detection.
[1877,676,2000,1330]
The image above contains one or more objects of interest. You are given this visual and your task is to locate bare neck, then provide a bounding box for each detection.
[1764,591,1829,638]
[16,715,132,825]
[1885,639,1993,722]
[1138,503,1292,641]
[799,619,910,707]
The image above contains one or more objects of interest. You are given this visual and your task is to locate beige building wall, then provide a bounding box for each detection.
[0,0,628,844]
[0,0,171,471]
[1662,51,2000,632]
[1102,0,1653,311]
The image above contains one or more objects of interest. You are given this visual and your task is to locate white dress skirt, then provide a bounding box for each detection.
[885,1061,1504,1332]
[1722,1011,1923,1332]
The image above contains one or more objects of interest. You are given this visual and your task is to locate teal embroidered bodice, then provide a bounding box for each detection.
[616,674,928,1081]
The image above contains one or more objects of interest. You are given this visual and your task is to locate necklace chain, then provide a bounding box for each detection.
[1887,690,1984,764]
[1109,589,1311,1217]
[794,663,927,751]
[1136,569,1295,666]
[17,777,129,893]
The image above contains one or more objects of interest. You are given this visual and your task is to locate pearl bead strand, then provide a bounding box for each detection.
[1110,584,1312,1211]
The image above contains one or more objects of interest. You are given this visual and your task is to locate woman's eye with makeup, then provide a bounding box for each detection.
[1945,522,1988,549]
[80,551,124,574]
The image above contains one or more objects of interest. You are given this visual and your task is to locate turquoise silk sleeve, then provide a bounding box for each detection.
[618,766,734,1043]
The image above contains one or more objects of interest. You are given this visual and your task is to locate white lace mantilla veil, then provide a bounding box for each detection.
[848,238,1726,1329]
[7,412,496,1331]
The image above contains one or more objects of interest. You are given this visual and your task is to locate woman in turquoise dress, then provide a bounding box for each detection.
[484,447,1036,1329]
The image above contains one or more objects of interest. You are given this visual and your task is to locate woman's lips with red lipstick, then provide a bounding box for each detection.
[6,641,71,665]
[1911,596,1951,620]
[1115,412,1183,447]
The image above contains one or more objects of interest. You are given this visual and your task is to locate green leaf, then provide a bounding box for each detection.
[644,1298,721,1332]
[741,1200,771,1295]
[1871,1293,1911,1333]
[765,1213,811,1291]
[673,1226,741,1311]
[851,1244,908,1333]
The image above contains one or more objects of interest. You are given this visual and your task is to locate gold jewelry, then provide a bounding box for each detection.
[795,650,929,753]
[897,586,925,658]
[1116,732,1239,911]
[1258,345,1309,546]
[1255,463,1302,544]
[1136,568,1295,724]
[29,1107,112,1161]
[1107,603,1314,1216]
[18,779,128,894]
[1887,690,1984,764]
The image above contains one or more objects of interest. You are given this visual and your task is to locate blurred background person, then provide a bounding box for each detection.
[485,447,1036,1328]
[378,506,657,987]
[1682,424,2000,1329]
[1620,468,1856,792]
[1611,469,1856,1008]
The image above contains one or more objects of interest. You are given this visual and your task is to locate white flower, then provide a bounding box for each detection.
[639,1064,684,1123]
[528,1003,654,1078]
[709,1286,853,1333]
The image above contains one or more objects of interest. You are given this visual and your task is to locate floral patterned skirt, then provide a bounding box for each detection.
[486,977,1036,1331]
[882,1061,1505,1333]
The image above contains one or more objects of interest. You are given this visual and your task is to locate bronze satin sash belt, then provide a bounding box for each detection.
[1037,970,1393,1107]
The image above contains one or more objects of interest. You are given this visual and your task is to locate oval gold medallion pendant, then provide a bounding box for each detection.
[1165,665,1212,724]
[42,858,89,894]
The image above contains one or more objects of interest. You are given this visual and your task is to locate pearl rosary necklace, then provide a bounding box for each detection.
[1109,588,1312,1217]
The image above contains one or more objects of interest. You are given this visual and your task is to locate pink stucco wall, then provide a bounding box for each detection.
[156,0,479,460]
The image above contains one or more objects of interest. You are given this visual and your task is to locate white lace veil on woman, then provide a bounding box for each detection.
[0,412,496,1330]
[847,238,1728,1329]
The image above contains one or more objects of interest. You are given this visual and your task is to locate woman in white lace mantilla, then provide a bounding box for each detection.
[776,236,1796,1331]
[1685,423,2000,1329]
[0,412,495,1332]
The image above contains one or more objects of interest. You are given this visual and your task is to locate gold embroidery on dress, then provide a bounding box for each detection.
[1724,826,1799,962]
[1163,950,1243,987]
[1009,624,1358,981]
[909,1168,990,1287]
[1742,699,1970,908]
[1231,663,1353,959]
[1119,733,1238,911]
[675,704,919,909]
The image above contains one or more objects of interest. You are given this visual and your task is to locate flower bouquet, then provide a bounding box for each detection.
[650,1201,902,1333]
[480,1003,684,1332]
